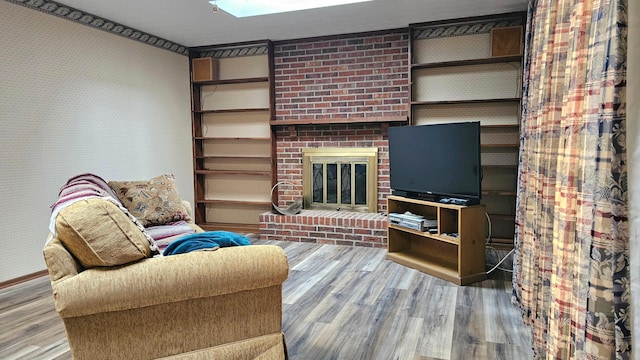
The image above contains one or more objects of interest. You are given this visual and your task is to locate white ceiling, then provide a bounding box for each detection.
[52,0,529,47]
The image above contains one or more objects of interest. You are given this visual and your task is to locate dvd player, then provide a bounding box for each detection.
[388,212,436,232]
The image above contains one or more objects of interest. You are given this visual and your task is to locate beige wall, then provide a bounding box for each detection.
[0,1,192,282]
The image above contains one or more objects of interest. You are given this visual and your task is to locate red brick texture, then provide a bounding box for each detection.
[274,31,409,121]
[259,210,387,248]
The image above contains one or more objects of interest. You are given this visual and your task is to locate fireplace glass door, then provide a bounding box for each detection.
[302,148,378,213]
[312,162,368,207]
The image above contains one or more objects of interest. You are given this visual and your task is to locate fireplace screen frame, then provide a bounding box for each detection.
[302,147,378,213]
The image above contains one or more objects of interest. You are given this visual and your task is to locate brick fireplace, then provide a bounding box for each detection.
[259,30,409,247]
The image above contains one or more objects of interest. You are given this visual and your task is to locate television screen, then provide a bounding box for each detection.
[388,122,481,203]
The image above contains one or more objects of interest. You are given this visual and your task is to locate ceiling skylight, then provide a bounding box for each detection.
[208,0,374,18]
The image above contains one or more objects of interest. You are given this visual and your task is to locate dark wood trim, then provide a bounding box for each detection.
[408,25,415,125]
[189,50,206,224]
[412,56,522,70]
[270,116,408,126]
[193,77,269,85]
[195,155,271,160]
[195,169,271,177]
[267,40,276,122]
[194,108,270,114]
[194,136,271,141]
[267,40,278,205]
[412,98,521,106]
[0,270,48,289]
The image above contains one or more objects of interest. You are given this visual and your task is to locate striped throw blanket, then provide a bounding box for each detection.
[48,173,158,253]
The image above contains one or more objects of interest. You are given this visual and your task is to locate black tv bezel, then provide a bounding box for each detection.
[388,121,482,204]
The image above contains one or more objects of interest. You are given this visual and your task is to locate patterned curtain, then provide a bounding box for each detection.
[513,0,630,359]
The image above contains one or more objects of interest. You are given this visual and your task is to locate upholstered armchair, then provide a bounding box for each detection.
[44,236,289,359]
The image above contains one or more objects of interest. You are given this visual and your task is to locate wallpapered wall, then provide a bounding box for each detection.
[0,1,192,282]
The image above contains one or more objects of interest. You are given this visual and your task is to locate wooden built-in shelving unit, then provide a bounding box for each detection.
[189,40,275,232]
[409,12,525,249]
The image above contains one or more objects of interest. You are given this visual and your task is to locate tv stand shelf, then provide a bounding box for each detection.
[386,195,486,285]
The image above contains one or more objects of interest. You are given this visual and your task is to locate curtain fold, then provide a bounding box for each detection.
[513,0,630,358]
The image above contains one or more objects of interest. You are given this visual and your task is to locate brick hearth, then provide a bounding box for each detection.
[259,210,387,248]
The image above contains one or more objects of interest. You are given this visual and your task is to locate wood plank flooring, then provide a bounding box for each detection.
[0,241,533,359]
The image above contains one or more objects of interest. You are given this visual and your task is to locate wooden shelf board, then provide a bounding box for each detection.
[387,195,479,210]
[194,137,271,141]
[197,199,271,206]
[195,169,271,177]
[270,116,408,126]
[194,108,270,114]
[193,77,269,85]
[197,222,260,234]
[195,155,271,160]
[388,225,459,245]
[387,250,485,285]
[411,98,521,106]
[387,250,460,283]
[412,56,522,70]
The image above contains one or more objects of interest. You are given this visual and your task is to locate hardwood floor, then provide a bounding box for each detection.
[0,241,533,360]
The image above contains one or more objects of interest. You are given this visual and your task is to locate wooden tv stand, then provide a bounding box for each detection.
[386,195,486,285]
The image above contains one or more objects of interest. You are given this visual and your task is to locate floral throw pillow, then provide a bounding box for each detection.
[108,174,191,227]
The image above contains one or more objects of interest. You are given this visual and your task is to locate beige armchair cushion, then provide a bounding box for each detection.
[55,198,151,268]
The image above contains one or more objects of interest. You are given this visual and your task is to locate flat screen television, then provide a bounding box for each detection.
[388,121,482,205]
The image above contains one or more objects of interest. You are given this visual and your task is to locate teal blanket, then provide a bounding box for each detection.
[163,231,250,255]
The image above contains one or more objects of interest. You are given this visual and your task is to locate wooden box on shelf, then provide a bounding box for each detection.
[490,26,523,57]
[386,195,487,285]
[192,57,219,82]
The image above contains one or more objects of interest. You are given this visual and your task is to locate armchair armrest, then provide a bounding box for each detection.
[52,245,289,318]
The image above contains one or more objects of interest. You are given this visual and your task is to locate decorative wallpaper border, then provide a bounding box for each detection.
[413,18,524,40]
[197,45,269,59]
[6,0,189,55]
